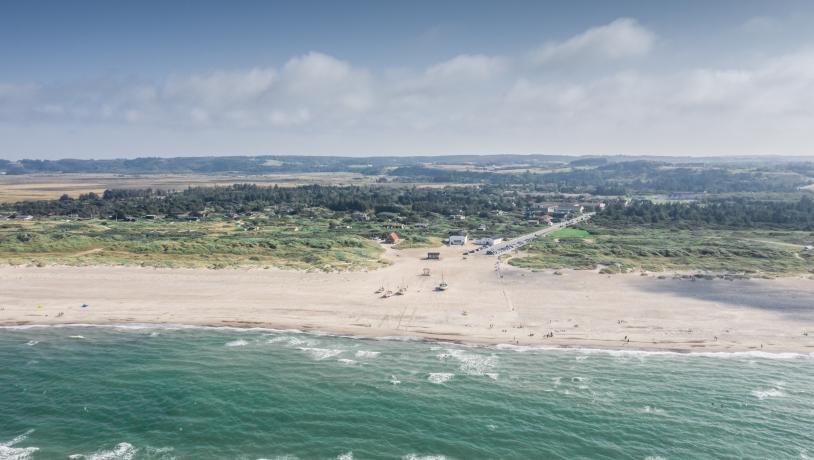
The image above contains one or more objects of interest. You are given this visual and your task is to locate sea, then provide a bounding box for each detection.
[1,325,812,460]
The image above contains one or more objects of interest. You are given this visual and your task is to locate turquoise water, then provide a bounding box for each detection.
[1,326,813,459]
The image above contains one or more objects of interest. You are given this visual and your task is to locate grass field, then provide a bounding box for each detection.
[510,225,814,275]
[548,228,591,239]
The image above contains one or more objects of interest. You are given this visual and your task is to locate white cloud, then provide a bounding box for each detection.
[425,54,506,81]
[2,21,814,157]
[530,18,656,65]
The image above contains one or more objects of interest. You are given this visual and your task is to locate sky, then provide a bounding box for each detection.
[2,0,814,159]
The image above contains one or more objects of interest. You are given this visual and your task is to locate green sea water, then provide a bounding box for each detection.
[1,326,813,459]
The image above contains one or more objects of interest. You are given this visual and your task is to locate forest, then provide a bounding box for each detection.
[594,196,814,230]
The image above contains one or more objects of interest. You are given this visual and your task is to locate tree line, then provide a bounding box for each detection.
[3,184,520,220]
[595,196,814,230]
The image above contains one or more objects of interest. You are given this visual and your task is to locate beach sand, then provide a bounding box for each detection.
[2,245,813,353]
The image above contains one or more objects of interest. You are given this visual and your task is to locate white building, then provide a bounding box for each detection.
[448,234,468,245]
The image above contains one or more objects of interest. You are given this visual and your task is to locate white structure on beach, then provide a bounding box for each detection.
[448,234,468,245]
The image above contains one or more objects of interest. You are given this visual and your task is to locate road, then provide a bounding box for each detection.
[475,212,595,256]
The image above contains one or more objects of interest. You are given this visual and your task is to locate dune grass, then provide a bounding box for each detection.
[510,225,814,275]
[0,218,386,271]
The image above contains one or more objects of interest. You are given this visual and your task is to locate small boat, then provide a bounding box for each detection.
[396,286,407,296]
[382,290,393,298]
[375,286,384,294]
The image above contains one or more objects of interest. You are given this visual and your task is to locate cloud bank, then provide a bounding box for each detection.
[1,18,813,157]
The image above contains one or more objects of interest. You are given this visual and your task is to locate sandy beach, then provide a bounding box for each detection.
[2,244,813,353]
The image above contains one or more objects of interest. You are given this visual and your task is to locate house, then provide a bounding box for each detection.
[426,252,441,260]
[473,237,503,246]
[540,215,554,225]
[386,232,400,244]
[477,224,487,231]
[352,212,370,222]
[560,205,584,213]
[533,203,558,213]
[448,234,468,245]
[449,214,466,220]
[143,214,158,220]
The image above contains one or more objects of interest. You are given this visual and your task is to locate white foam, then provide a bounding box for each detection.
[337,358,357,365]
[494,343,814,360]
[336,453,353,460]
[69,442,137,460]
[354,350,380,358]
[225,339,249,347]
[0,430,38,460]
[389,375,401,385]
[298,347,343,360]
[442,349,498,376]
[752,388,786,400]
[403,455,448,460]
[641,406,667,415]
[485,373,499,381]
[25,340,38,346]
[267,336,311,347]
[69,335,85,339]
[428,373,454,384]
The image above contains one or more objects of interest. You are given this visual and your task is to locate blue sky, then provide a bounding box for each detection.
[2,0,814,158]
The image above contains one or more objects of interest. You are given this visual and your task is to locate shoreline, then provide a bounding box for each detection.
[2,245,814,354]
[4,322,813,358]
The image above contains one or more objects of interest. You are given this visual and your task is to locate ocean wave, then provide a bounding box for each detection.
[337,358,357,365]
[336,453,353,460]
[403,455,448,460]
[267,336,311,347]
[354,350,380,358]
[439,349,498,376]
[5,323,812,361]
[298,347,343,360]
[641,406,667,415]
[225,339,249,347]
[428,373,454,384]
[494,344,814,360]
[0,429,38,460]
[752,388,786,400]
[68,442,136,460]
[25,340,38,346]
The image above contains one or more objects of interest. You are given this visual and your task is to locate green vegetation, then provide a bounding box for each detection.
[510,226,814,275]
[4,155,814,275]
[0,218,386,271]
[549,228,591,239]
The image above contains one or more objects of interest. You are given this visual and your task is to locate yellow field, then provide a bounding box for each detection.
[0,172,377,203]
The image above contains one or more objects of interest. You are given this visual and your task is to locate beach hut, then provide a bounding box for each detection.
[426,252,440,260]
